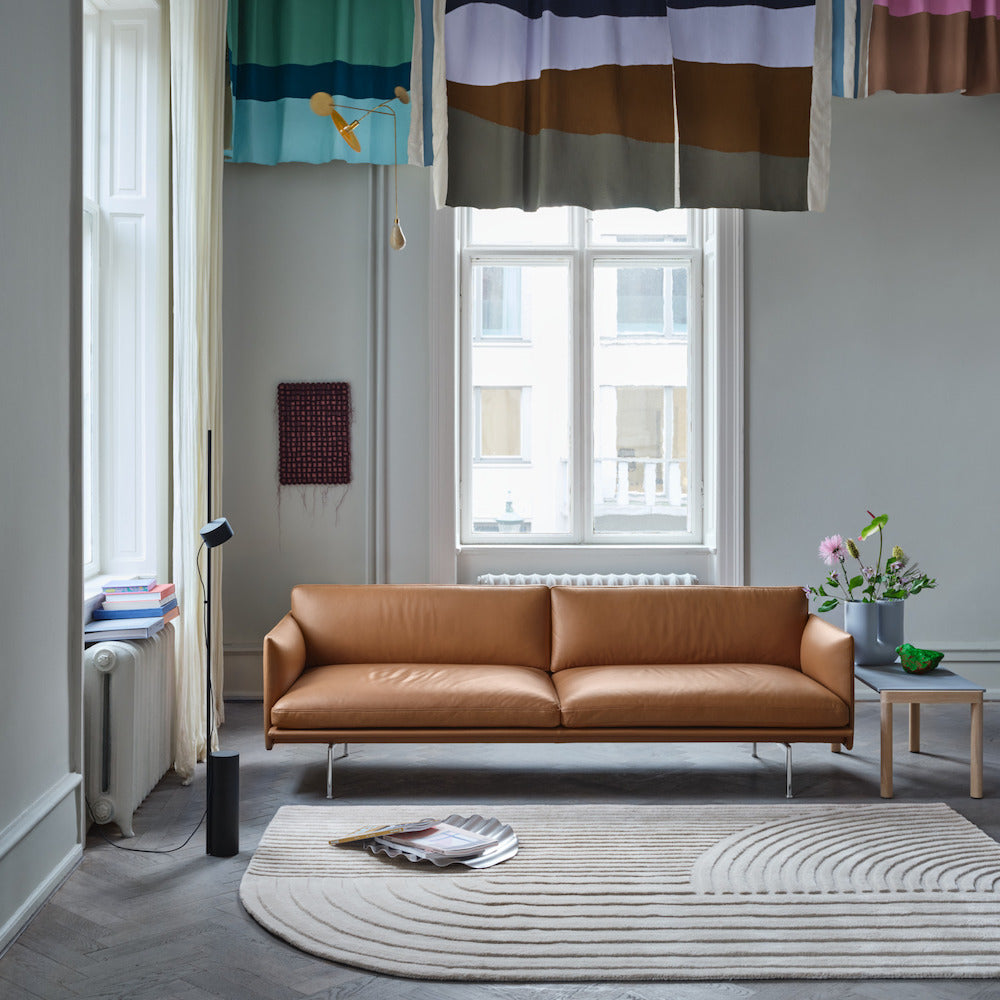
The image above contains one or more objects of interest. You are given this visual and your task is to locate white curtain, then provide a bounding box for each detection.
[169,0,227,781]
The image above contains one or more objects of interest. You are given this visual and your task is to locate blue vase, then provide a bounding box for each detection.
[844,600,904,666]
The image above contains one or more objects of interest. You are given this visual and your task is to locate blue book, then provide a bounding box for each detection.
[84,617,165,642]
[92,598,177,620]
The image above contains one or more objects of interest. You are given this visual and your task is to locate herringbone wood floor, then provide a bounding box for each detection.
[2,700,999,1000]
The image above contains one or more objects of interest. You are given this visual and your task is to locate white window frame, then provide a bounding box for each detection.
[82,0,168,590]
[428,201,743,586]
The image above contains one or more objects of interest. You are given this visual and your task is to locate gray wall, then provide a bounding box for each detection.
[222,92,1000,695]
[746,92,1000,683]
[0,1,84,952]
[222,161,432,694]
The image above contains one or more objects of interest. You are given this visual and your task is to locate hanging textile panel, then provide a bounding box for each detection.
[667,0,822,210]
[440,0,829,211]
[829,0,873,96]
[442,0,677,210]
[228,0,415,164]
[868,0,1000,94]
[277,382,352,486]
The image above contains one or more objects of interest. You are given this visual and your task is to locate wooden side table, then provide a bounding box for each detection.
[854,664,985,799]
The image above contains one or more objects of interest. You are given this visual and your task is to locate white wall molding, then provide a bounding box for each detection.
[0,774,82,866]
[427,196,458,584]
[0,844,82,957]
[367,167,389,585]
[700,208,744,586]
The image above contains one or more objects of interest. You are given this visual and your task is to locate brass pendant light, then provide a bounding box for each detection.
[309,87,410,250]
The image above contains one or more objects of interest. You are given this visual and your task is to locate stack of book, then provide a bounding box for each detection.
[331,819,500,862]
[84,576,179,643]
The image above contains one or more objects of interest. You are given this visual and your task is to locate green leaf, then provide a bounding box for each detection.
[859,513,889,540]
[819,599,839,613]
[848,575,864,590]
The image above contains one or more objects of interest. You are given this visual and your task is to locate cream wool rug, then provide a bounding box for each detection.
[240,802,1000,981]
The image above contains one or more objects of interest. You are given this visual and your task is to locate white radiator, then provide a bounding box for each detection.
[83,624,175,837]
[476,572,698,586]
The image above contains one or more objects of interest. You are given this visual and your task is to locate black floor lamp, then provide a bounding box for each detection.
[200,429,237,857]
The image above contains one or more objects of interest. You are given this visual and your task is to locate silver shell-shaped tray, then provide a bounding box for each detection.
[364,813,518,869]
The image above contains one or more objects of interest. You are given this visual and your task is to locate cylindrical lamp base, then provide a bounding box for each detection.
[207,750,240,857]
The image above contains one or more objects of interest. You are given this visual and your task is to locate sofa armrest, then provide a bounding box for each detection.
[263,612,307,747]
[800,614,855,729]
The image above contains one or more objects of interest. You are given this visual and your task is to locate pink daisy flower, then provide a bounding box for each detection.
[818,534,846,566]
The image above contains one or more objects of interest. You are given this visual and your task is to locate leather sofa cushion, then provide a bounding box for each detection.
[271,662,561,729]
[291,585,551,670]
[553,663,850,728]
[551,586,807,672]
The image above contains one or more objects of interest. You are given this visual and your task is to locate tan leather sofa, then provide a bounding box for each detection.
[263,584,854,796]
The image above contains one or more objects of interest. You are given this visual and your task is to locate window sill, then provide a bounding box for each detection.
[458,542,716,556]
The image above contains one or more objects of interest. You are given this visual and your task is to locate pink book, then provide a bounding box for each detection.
[104,583,175,606]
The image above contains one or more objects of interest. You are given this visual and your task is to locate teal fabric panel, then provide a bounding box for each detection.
[228,0,412,68]
[230,97,413,166]
[228,0,414,165]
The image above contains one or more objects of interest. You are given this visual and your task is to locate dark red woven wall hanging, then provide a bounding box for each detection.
[277,381,351,485]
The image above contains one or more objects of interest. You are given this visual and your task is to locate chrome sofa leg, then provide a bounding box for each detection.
[784,742,793,799]
[751,742,758,759]
[327,744,334,799]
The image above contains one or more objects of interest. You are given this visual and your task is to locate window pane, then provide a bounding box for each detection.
[468,207,571,246]
[469,264,571,537]
[474,265,524,339]
[590,208,689,245]
[594,262,689,341]
[479,388,522,457]
[593,265,690,534]
[616,268,664,333]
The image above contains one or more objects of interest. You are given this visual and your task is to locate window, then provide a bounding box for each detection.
[460,208,707,544]
[82,1,167,584]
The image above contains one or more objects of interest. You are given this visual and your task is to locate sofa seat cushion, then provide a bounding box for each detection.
[553,663,850,729]
[271,662,561,730]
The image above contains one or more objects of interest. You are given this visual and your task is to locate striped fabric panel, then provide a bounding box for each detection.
[441,0,829,210]
[827,0,873,95]
[227,0,416,165]
[868,0,1000,93]
[668,0,824,210]
[442,0,675,209]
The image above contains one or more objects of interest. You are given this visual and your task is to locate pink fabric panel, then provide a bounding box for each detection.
[876,0,998,16]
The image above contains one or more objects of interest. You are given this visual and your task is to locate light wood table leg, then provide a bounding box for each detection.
[971,697,984,799]
[880,697,894,798]
[908,702,921,753]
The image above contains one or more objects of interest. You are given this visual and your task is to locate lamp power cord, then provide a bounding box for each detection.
[85,798,208,854]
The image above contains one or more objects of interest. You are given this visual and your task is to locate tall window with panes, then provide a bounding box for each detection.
[460,208,703,545]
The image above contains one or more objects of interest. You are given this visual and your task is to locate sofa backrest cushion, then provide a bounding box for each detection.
[550,586,807,671]
[291,584,551,670]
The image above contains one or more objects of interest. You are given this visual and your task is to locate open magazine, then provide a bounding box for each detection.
[331,819,499,859]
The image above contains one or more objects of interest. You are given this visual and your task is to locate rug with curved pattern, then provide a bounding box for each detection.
[240,802,1000,980]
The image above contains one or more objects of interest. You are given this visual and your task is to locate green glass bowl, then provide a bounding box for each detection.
[896,643,944,674]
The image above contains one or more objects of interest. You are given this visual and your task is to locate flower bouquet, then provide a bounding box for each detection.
[808,511,936,614]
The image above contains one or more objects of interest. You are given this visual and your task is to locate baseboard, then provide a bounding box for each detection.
[0,843,81,957]
[224,643,264,700]
[0,773,83,957]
